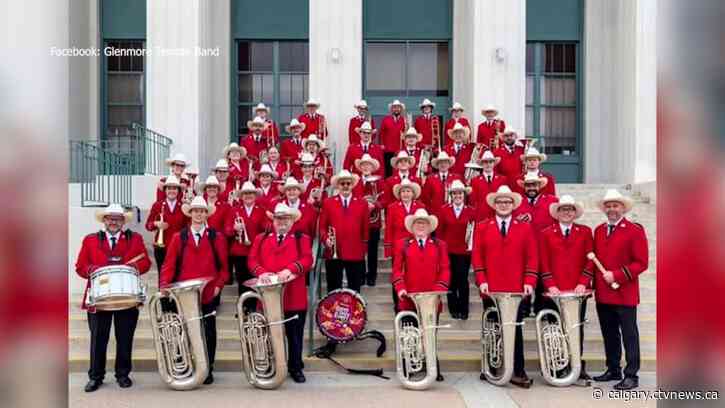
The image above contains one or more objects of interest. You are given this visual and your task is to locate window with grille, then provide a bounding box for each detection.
[365,41,449,97]
[104,40,145,139]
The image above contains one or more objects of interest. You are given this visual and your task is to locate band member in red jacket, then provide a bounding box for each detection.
[381,151,421,209]
[472,185,538,388]
[514,173,559,233]
[391,208,450,382]
[248,203,314,383]
[493,128,527,188]
[413,98,438,147]
[591,189,649,390]
[224,142,251,195]
[298,99,327,140]
[156,153,190,202]
[255,164,279,211]
[512,147,557,196]
[280,119,306,162]
[159,196,230,385]
[320,170,369,293]
[384,179,425,259]
[444,102,472,147]
[146,175,189,278]
[436,180,476,319]
[198,175,229,232]
[400,127,424,177]
[254,102,280,146]
[539,195,595,382]
[257,145,288,179]
[352,154,384,286]
[421,151,463,216]
[343,121,385,177]
[379,99,408,176]
[476,105,506,146]
[212,159,232,204]
[298,153,327,207]
[273,177,318,238]
[444,123,474,176]
[302,134,333,181]
[470,150,507,221]
[348,100,375,144]
[75,204,151,392]
[241,116,270,162]
[224,181,268,297]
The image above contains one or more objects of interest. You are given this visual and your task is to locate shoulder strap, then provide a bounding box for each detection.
[174,229,190,282]
[207,228,222,272]
[294,231,303,256]
[97,231,106,249]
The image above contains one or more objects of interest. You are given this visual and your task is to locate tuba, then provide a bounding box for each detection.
[480,292,525,386]
[394,291,449,390]
[237,274,298,389]
[535,291,591,387]
[148,278,214,390]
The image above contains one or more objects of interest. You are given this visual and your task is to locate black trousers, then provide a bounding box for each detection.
[87,307,139,381]
[285,310,306,373]
[153,247,167,284]
[231,255,258,310]
[202,296,220,372]
[539,296,588,360]
[447,254,471,316]
[383,152,395,178]
[325,259,365,293]
[596,303,640,379]
[366,228,381,284]
[483,296,531,376]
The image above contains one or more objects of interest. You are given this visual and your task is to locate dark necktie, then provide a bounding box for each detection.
[195,233,202,246]
[487,175,492,184]
[278,234,284,245]
[564,228,570,238]
[110,237,117,250]
[418,239,425,249]
[500,220,507,237]
[363,145,368,153]
[343,198,348,209]
[608,224,615,237]
[529,197,536,206]
[441,174,446,183]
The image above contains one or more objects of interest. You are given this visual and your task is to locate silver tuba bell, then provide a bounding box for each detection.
[394,291,449,390]
[237,274,298,389]
[535,291,591,387]
[481,292,525,386]
[148,278,214,390]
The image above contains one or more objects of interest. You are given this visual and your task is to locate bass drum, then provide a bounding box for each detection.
[315,289,368,343]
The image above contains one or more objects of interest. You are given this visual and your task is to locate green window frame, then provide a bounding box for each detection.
[102,40,146,140]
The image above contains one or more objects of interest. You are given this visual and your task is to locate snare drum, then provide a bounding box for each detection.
[315,289,368,343]
[88,265,146,311]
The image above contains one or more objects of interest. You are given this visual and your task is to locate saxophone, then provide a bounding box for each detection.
[394,291,449,390]
[148,278,214,390]
[481,292,525,386]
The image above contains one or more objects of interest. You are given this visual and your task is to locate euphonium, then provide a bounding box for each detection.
[481,292,525,386]
[394,291,449,390]
[237,274,297,389]
[148,278,214,390]
[535,291,591,387]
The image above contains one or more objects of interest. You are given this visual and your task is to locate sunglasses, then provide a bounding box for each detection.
[339,181,352,186]
[494,200,514,205]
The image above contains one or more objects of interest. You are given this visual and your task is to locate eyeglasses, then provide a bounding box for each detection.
[494,200,514,205]
[339,181,352,186]
[558,207,576,212]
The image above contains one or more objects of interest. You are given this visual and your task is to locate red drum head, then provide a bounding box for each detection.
[315,289,367,343]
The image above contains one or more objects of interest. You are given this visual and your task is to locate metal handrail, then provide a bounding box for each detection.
[69,140,134,207]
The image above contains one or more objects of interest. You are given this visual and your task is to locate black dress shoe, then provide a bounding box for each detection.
[84,379,103,393]
[436,373,444,382]
[510,373,533,389]
[593,369,623,382]
[366,280,376,287]
[290,371,306,383]
[460,313,469,321]
[117,376,133,388]
[613,377,638,390]
[203,373,214,385]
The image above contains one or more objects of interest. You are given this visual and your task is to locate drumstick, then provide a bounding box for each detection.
[125,253,146,266]
[587,252,620,290]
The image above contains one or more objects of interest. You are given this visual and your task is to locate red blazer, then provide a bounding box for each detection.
[298,113,326,139]
[343,143,385,177]
[156,175,190,202]
[469,173,508,221]
[280,137,304,162]
[414,114,437,146]
[145,200,189,248]
[75,230,151,311]
[205,199,229,233]
[248,232,313,311]
[513,194,559,234]
[300,176,327,207]
[392,237,451,312]
[159,227,230,305]
[348,115,376,144]
[384,200,426,258]
[443,143,474,175]
[255,184,279,212]
[224,204,268,256]
[476,119,506,146]
[592,218,649,306]
[240,134,269,161]
[379,115,407,152]
[539,223,595,290]
[512,170,557,197]
[381,173,421,209]
[271,198,318,239]
[472,218,538,293]
[444,117,472,145]
[493,145,526,187]
[399,146,424,176]
[437,204,477,254]
[226,160,251,192]
[319,195,370,260]
[352,176,385,229]
[420,172,464,216]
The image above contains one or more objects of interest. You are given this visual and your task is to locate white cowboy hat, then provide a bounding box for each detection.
[213,159,229,171]
[392,178,422,200]
[447,122,471,141]
[239,181,261,195]
[256,163,278,177]
[330,169,360,189]
[430,151,456,169]
[305,99,321,107]
[449,102,464,112]
[486,185,523,210]
[520,147,548,162]
[254,102,270,113]
[165,153,189,167]
[94,203,133,224]
[247,116,266,129]
[403,127,423,142]
[223,142,247,157]
[448,179,472,195]
[419,98,436,109]
[390,150,417,168]
[266,202,302,222]
[481,105,499,115]
[404,208,438,234]
[296,152,316,166]
[354,121,377,135]
[184,167,199,177]
[480,150,502,165]
[354,100,369,109]
[388,99,406,110]
[503,127,518,135]
[196,175,221,192]
[304,134,325,150]
[354,153,380,172]
[549,195,584,220]
[597,189,634,213]
[516,172,549,189]
[278,177,305,193]
[162,174,183,189]
[182,196,216,217]
[285,118,306,133]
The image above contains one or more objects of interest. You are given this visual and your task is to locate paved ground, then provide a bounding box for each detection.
[69,371,657,407]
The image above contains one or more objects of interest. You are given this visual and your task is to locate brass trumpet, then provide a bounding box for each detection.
[236,214,251,245]
[328,226,338,259]
[155,201,166,247]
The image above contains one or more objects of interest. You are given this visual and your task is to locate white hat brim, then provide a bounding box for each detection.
[330,173,360,189]
[181,203,216,217]
[431,156,456,169]
[266,208,302,222]
[597,197,634,213]
[354,157,380,172]
[404,213,438,234]
[486,191,523,210]
[95,210,134,224]
[390,155,417,168]
[392,183,422,200]
[549,201,584,220]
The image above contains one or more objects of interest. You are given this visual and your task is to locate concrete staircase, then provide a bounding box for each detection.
[68,184,656,374]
